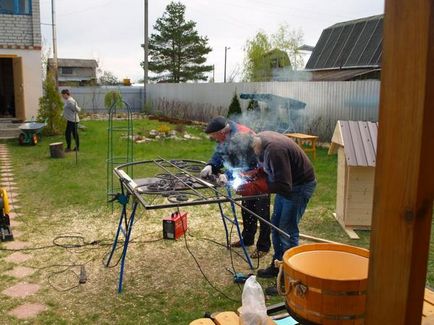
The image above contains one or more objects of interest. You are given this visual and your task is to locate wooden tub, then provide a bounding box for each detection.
[281,243,369,324]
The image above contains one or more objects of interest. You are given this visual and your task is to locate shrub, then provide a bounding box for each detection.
[227,93,242,117]
[104,90,123,110]
[37,72,65,136]
[157,124,171,134]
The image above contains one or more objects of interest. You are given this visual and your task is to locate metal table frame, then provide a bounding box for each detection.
[105,158,277,292]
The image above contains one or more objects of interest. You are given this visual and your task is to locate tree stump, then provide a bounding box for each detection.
[49,142,65,158]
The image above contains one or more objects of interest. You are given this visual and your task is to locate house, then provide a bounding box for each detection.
[328,120,378,238]
[0,0,42,122]
[253,48,291,81]
[47,58,98,86]
[305,15,383,81]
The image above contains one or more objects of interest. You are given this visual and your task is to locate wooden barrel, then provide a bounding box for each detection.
[282,243,369,324]
[49,142,65,158]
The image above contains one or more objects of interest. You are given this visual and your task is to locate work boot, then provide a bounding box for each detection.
[64,148,72,153]
[257,261,279,278]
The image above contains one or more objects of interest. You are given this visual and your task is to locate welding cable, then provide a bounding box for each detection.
[177,208,239,303]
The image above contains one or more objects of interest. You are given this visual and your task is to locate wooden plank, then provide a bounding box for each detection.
[423,302,434,317]
[365,0,434,324]
[425,289,434,305]
[332,213,360,239]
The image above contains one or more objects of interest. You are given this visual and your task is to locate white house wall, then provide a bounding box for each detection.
[0,48,42,120]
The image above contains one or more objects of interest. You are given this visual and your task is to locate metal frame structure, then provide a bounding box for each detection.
[106,100,134,207]
[104,158,293,293]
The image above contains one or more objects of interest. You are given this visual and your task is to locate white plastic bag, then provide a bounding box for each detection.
[239,275,268,325]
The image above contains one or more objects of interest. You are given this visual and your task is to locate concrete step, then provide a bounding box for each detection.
[0,122,21,139]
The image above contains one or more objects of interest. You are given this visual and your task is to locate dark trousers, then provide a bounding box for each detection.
[65,121,79,149]
[241,195,271,252]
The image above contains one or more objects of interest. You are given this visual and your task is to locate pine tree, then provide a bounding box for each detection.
[227,93,242,117]
[145,1,213,82]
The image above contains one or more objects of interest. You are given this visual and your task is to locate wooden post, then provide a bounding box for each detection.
[366,0,434,324]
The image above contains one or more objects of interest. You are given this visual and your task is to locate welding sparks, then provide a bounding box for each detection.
[229,169,246,190]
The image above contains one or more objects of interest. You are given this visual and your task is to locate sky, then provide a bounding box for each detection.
[39,0,385,83]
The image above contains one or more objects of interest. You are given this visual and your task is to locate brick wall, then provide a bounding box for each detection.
[0,0,41,47]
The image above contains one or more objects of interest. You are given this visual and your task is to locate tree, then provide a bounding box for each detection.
[37,72,65,135]
[99,71,119,85]
[271,24,304,70]
[243,25,304,81]
[144,1,213,83]
[227,93,242,117]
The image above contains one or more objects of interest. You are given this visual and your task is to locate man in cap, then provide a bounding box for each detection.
[200,116,271,258]
[235,131,316,294]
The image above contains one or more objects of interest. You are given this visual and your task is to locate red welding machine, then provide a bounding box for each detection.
[162,211,188,240]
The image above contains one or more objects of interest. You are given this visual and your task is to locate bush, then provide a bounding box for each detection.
[37,72,65,136]
[104,90,123,110]
[227,93,242,117]
[247,99,260,112]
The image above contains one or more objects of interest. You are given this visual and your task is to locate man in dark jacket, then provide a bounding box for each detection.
[236,131,316,281]
[200,116,271,258]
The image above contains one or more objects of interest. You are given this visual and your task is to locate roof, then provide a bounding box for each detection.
[306,15,383,71]
[48,58,98,68]
[310,68,381,81]
[329,120,378,167]
[297,44,315,52]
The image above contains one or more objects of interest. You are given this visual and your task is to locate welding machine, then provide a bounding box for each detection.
[0,188,13,241]
[162,211,188,240]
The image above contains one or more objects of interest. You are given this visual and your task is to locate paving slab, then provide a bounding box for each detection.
[4,266,35,279]
[2,282,40,298]
[4,252,32,263]
[7,303,47,320]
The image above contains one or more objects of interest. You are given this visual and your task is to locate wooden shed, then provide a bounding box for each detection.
[328,120,378,238]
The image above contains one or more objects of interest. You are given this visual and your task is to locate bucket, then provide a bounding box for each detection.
[280,243,369,324]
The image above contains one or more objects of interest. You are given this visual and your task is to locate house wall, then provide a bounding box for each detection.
[58,67,96,79]
[0,0,41,47]
[0,49,42,119]
[344,166,375,227]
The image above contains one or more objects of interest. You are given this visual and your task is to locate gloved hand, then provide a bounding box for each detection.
[200,165,213,178]
[236,175,269,196]
[217,173,228,186]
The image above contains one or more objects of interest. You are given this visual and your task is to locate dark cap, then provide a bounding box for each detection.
[205,116,227,134]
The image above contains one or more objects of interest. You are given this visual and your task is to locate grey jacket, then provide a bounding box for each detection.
[63,97,81,122]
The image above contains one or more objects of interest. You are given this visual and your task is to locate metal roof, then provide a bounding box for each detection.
[329,120,378,167]
[306,15,383,71]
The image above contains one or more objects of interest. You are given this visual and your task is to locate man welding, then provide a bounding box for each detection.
[200,116,271,258]
[233,131,316,295]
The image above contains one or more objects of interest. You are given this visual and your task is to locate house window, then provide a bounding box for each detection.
[62,67,73,75]
[0,0,32,15]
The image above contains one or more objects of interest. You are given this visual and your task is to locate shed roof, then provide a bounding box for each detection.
[329,120,378,167]
[48,58,98,68]
[306,15,383,71]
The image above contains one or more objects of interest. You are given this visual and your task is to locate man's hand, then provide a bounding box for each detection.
[217,173,228,186]
[200,165,213,178]
[235,176,269,196]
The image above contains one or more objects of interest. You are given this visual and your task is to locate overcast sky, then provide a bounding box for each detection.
[40,0,384,83]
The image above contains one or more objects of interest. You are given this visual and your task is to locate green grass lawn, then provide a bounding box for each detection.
[0,118,432,324]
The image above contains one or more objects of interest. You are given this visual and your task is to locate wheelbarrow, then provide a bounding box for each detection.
[18,120,46,145]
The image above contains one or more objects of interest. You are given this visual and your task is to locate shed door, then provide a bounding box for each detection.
[12,57,25,121]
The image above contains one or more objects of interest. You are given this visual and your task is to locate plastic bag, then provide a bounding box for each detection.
[239,275,268,325]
